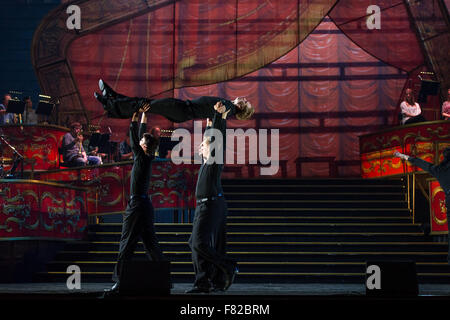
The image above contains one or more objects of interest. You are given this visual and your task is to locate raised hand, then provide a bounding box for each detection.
[394,151,409,161]
[214,101,226,114]
[222,109,231,119]
[139,103,151,113]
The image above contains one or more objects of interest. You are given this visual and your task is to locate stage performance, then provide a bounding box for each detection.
[94,79,254,122]
[104,106,166,297]
[1,0,450,311]
[186,102,237,294]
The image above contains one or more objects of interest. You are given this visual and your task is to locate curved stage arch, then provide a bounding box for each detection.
[32,0,336,126]
[31,0,448,178]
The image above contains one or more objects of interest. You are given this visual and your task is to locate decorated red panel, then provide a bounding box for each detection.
[150,160,198,209]
[35,161,199,214]
[39,187,87,238]
[0,181,87,239]
[360,121,450,178]
[429,180,448,235]
[41,169,81,181]
[0,125,69,171]
[0,182,40,238]
[85,165,126,215]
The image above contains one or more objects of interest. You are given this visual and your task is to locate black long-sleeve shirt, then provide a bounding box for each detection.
[188,96,236,120]
[148,96,236,123]
[129,121,153,196]
[195,111,226,199]
[409,157,450,200]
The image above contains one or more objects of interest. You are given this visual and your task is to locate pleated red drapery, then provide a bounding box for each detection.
[67,0,424,177]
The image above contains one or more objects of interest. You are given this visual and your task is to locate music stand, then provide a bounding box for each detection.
[36,101,54,118]
[418,79,440,103]
[98,134,110,154]
[88,132,102,150]
[88,133,111,162]
[159,137,178,158]
[6,100,25,115]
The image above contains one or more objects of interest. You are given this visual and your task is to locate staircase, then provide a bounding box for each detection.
[35,178,450,284]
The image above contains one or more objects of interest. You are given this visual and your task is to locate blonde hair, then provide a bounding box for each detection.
[235,100,255,120]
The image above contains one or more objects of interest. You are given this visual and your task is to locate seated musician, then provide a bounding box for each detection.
[62,122,102,167]
[85,128,108,161]
[400,88,426,125]
[150,126,161,157]
[119,131,133,161]
[23,96,38,125]
[442,89,450,120]
[0,94,14,125]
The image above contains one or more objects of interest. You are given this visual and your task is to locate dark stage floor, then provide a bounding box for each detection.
[1,282,450,296]
[2,282,450,319]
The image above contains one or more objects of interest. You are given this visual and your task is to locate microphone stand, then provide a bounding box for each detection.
[0,135,24,179]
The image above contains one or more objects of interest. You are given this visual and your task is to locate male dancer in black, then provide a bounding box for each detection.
[94,79,254,121]
[104,105,165,296]
[186,102,238,294]
[394,148,450,264]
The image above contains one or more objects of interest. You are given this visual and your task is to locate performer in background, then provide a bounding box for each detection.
[61,122,102,167]
[185,101,238,294]
[394,149,450,264]
[105,106,166,296]
[400,88,426,125]
[119,131,133,161]
[442,89,450,120]
[23,96,38,125]
[150,126,161,157]
[94,79,254,121]
[0,94,14,125]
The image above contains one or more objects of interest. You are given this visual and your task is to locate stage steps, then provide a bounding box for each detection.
[34,178,450,284]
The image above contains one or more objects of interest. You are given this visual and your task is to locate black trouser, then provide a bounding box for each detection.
[112,197,165,282]
[104,96,196,123]
[446,199,450,263]
[404,115,426,125]
[189,197,231,288]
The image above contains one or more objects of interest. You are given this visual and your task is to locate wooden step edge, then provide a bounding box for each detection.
[223,185,404,188]
[47,261,450,266]
[58,250,448,255]
[226,200,407,203]
[90,231,426,236]
[224,192,406,196]
[87,241,444,246]
[227,208,411,211]
[95,222,420,227]
[39,271,450,277]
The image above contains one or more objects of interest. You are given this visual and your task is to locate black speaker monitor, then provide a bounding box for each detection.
[119,261,171,295]
[365,261,418,296]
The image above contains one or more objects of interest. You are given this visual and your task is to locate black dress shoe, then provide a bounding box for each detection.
[223,263,238,291]
[94,92,106,105]
[211,287,225,293]
[102,282,121,298]
[99,79,124,99]
[185,286,211,294]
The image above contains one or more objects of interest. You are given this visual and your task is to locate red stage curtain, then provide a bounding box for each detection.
[66,0,424,177]
[172,19,409,177]
[329,0,424,72]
